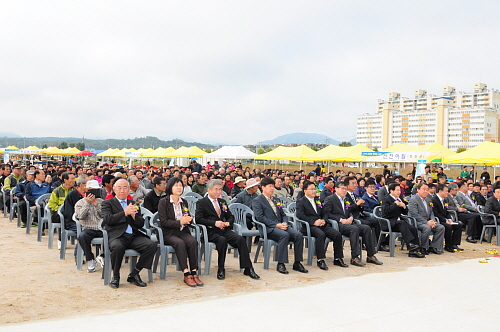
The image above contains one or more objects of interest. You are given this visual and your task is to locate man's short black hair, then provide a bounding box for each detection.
[260,177,275,187]
[153,176,165,186]
[436,184,447,193]
[335,181,347,189]
[61,171,74,181]
[102,174,115,185]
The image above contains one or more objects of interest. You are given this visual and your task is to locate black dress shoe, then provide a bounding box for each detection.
[243,267,260,279]
[420,248,428,255]
[217,268,225,280]
[408,249,425,258]
[453,245,464,251]
[317,260,329,270]
[466,236,477,243]
[110,276,120,289]
[378,245,390,252]
[292,262,308,273]
[350,257,366,267]
[367,256,383,265]
[333,258,349,267]
[428,247,442,255]
[127,273,147,287]
[445,246,455,253]
[277,263,289,274]
[408,243,419,251]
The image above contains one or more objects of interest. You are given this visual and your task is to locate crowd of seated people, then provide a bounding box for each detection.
[1,159,498,289]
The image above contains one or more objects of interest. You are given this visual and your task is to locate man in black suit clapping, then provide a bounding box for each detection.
[296,180,344,270]
[432,184,463,252]
[195,179,259,280]
[101,179,157,289]
[252,177,308,274]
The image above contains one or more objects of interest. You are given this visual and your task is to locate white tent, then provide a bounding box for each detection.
[204,146,256,160]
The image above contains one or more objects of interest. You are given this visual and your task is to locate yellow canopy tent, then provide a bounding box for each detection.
[382,143,455,163]
[443,141,500,164]
[109,148,137,158]
[96,148,119,157]
[254,146,290,160]
[61,147,81,155]
[142,147,175,158]
[42,147,66,155]
[254,146,315,161]
[305,144,373,162]
[165,146,207,158]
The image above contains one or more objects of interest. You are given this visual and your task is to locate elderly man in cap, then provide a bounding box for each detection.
[3,166,24,213]
[234,178,260,229]
[231,176,246,198]
[75,179,105,272]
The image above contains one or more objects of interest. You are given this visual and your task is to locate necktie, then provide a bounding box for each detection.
[422,198,428,214]
[213,199,221,217]
[121,200,133,234]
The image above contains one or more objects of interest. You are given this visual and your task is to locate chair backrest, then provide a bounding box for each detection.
[373,206,383,218]
[140,206,153,228]
[478,205,485,213]
[57,204,65,228]
[183,192,203,200]
[229,197,238,204]
[35,193,51,219]
[228,203,254,231]
[181,196,199,220]
[150,212,159,227]
[287,202,297,216]
[277,196,292,208]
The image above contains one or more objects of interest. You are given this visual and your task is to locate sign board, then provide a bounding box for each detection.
[361,151,434,162]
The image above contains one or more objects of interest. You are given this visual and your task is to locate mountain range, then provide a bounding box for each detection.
[261,133,356,145]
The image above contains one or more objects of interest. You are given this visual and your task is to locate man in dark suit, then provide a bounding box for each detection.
[448,183,482,243]
[252,177,307,274]
[324,181,383,266]
[361,180,380,214]
[381,183,424,258]
[345,177,383,255]
[195,179,259,280]
[432,184,463,252]
[474,185,489,207]
[296,180,343,270]
[101,178,157,288]
[484,185,500,225]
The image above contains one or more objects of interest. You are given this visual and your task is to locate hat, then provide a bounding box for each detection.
[192,172,199,175]
[27,170,35,175]
[86,180,100,189]
[13,166,21,169]
[234,176,246,184]
[245,178,259,189]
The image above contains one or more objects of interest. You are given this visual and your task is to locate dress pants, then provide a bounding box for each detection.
[417,223,445,250]
[18,199,28,223]
[310,224,343,260]
[355,223,377,257]
[267,227,304,264]
[457,212,482,237]
[359,216,381,245]
[77,229,103,261]
[109,233,157,277]
[209,229,252,268]
[338,223,361,258]
[165,230,198,271]
[383,219,420,246]
[440,221,462,246]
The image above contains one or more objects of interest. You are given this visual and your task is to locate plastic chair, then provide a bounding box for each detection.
[276,196,292,208]
[1,189,7,218]
[182,192,203,200]
[59,205,76,260]
[24,197,35,234]
[373,206,403,258]
[228,203,259,254]
[75,214,104,271]
[181,196,199,222]
[47,205,61,249]
[328,219,363,260]
[9,191,19,223]
[479,211,500,246]
[35,193,52,242]
[294,213,332,266]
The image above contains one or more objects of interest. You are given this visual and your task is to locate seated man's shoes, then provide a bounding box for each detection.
[350,257,366,267]
[378,245,390,252]
[408,243,419,251]
[452,245,464,251]
[110,276,120,289]
[445,246,455,253]
[277,263,289,274]
[192,274,204,286]
[244,267,260,279]
[366,256,383,265]
[333,258,349,267]
[466,236,477,243]
[127,273,147,287]
[184,275,197,287]
[292,262,308,273]
[408,249,425,258]
[419,248,428,255]
[428,247,442,255]
[217,268,225,280]
[317,260,328,270]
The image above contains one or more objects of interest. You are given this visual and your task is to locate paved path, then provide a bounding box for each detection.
[2,258,498,331]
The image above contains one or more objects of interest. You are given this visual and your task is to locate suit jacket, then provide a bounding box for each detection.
[381,195,407,226]
[323,194,353,221]
[252,194,288,230]
[377,186,389,203]
[484,196,500,225]
[101,197,147,241]
[195,196,234,232]
[456,191,477,212]
[296,196,325,226]
[447,193,460,212]
[408,194,436,225]
[157,196,192,239]
[431,195,451,223]
[361,192,380,213]
[345,191,363,219]
[471,192,487,207]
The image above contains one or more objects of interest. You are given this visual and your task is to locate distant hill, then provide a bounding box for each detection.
[0,136,215,150]
[262,133,341,145]
[0,132,21,138]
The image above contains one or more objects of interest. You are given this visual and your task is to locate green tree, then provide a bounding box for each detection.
[311,145,319,151]
[372,146,379,152]
[339,141,353,147]
[456,147,467,153]
[257,147,265,154]
[42,144,48,149]
[58,141,68,149]
[69,143,76,148]
[76,142,85,151]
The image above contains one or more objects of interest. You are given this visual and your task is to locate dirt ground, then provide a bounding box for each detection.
[0,214,497,325]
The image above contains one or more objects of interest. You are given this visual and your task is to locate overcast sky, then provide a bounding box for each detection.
[2,1,500,145]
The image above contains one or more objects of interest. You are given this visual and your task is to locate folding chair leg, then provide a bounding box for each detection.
[254,242,262,263]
